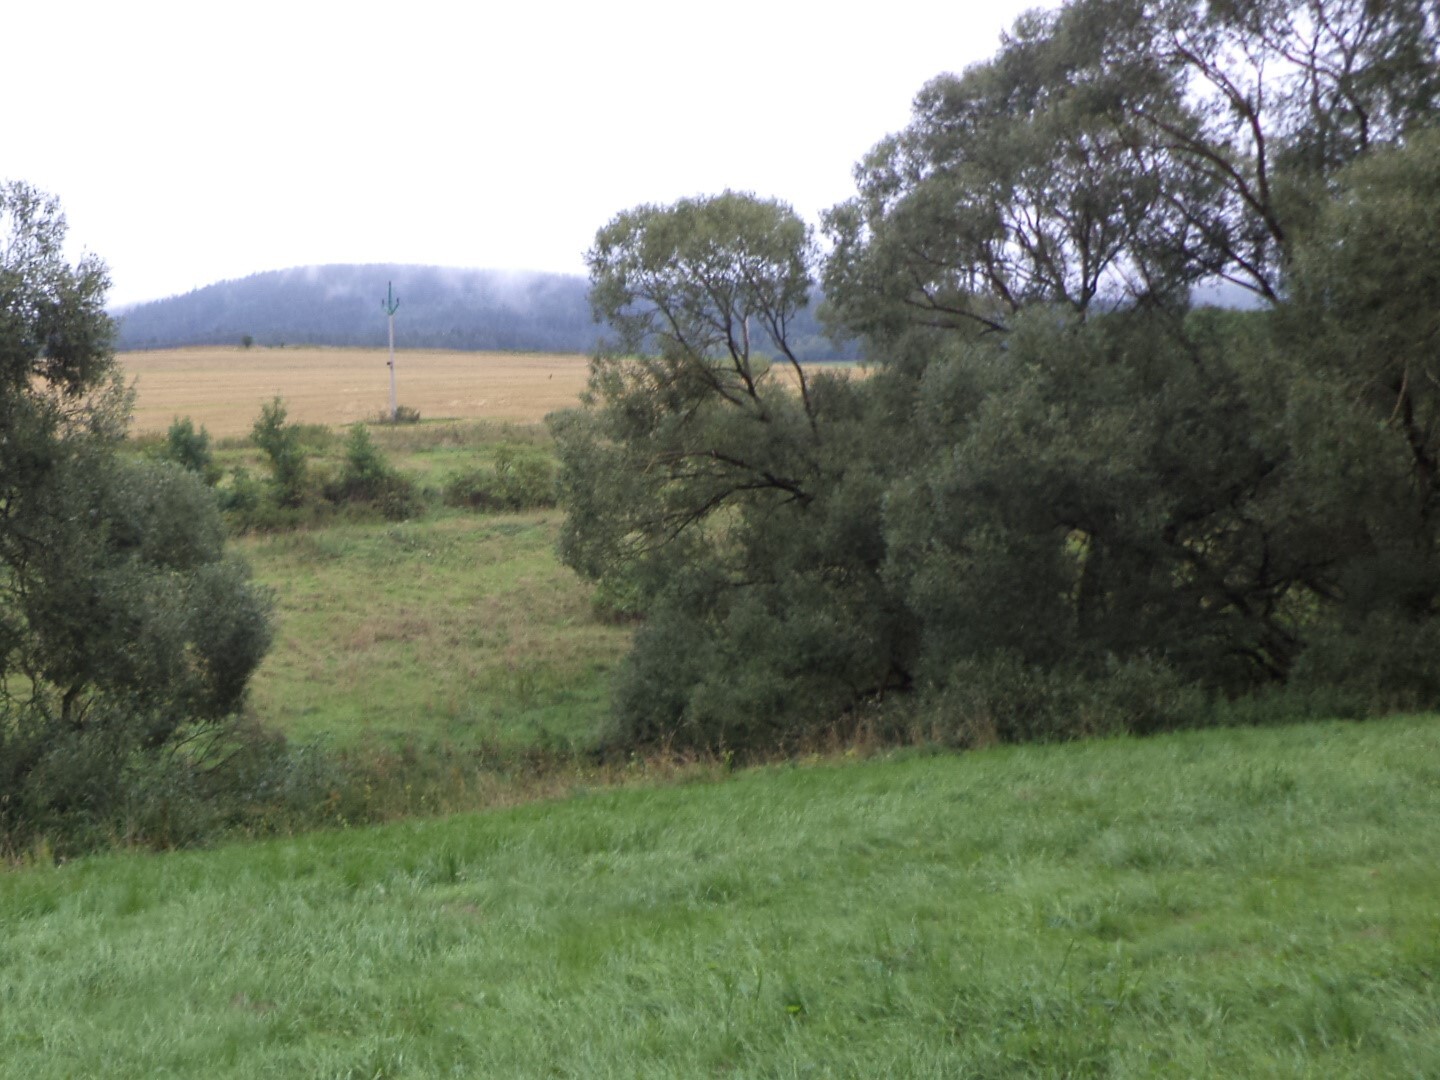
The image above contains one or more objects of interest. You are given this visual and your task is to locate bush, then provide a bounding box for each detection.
[915,653,1206,748]
[158,416,220,485]
[219,465,316,532]
[1286,612,1440,717]
[1,713,371,857]
[320,424,422,521]
[251,396,309,507]
[226,412,427,530]
[589,572,646,623]
[0,451,274,857]
[443,446,556,512]
[375,405,422,425]
[218,466,264,516]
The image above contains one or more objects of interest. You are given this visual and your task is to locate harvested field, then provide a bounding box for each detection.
[117,347,593,436]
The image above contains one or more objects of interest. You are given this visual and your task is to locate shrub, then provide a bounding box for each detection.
[0,450,274,857]
[916,653,1206,748]
[375,405,422,425]
[320,424,422,521]
[1287,612,1440,717]
[251,396,308,507]
[158,416,220,485]
[443,446,556,512]
[218,466,263,515]
[590,572,646,623]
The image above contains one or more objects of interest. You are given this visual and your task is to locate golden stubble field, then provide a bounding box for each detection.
[117,346,594,436]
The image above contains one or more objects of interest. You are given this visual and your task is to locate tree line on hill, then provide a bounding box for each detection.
[551,0,1440,756]
[112,263,860,361]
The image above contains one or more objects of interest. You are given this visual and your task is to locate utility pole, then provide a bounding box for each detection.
[382,281,401,421]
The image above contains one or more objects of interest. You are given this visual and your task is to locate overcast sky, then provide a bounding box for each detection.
[12,0,1052,308]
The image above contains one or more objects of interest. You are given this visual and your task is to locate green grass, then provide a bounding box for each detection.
[4,716,1439,1077]
[238,510,630,750]
[189,414,629,752]
[210,417,556,493]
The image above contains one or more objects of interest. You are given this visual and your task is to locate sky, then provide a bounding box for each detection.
[11,0,1053,309]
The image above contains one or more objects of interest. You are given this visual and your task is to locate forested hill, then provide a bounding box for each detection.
[113,265,600,353]
[112,264,858,360]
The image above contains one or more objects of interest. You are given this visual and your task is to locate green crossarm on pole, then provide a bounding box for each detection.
[382,281,400,421]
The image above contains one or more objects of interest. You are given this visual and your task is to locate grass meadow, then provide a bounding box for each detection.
[3,348,1438,1075]
[121,350,634,755]
[3,717,1439,1077]
[236,510,629,752]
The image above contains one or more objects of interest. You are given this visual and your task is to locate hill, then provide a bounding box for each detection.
[113,265,599,354]
[112,264,859,360]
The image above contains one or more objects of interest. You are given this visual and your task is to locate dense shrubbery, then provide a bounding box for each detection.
[158,416,221,485]
[219,402,423,529]
[0,182,276,855]
[374,404,422,425]
[322,423,423,521]
[554,0,1440,757]
[443,446,556,512]
[219,401,559,531]
[251,396,310,507]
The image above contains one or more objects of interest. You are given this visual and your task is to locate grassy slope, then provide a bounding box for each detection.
[238,511,629,750]
[201,418,631,751]
[4,716,1439,1077]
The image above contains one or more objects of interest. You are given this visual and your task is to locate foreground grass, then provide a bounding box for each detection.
[3,716,1438,1077]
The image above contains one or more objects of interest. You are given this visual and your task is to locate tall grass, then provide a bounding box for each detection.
[2,716,1438,1076]
[238,510,630,750]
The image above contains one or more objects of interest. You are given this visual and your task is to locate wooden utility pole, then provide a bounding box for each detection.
[382,281,400,421]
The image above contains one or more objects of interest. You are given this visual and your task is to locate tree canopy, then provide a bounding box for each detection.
[823,0,1440,341]
[553,0,1440,756]
[0,182,272,849]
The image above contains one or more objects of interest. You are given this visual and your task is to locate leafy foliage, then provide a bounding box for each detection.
[251,395,309,507]
[158,415,220,485]
[823,0,1440,338]
[0,182,273,851]
[555,4,1440,756]
[442,446,556,512]
[322,423,421,520]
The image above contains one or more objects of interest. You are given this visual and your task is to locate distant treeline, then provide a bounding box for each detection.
[113,264,860,361]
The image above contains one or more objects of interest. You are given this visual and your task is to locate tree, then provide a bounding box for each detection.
[824,0,1440,340]
[560,191,823,584]
[160,415,220,485]
[553,193,909,751]
[1267,128,1440,697]
[1144,0,1440,300]
[824,1,1206,339]
[0,182,272,848]
[251,395,308,507]
[1286,128,1440,522]
[556,4,1440,757]
[880,308,1331,695]
[813,0,1440,719]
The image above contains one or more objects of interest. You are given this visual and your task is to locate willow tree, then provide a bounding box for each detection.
[0,182,272,846]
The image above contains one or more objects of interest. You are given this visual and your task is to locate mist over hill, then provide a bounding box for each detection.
[113,265,599,353]
[113,264,859,360]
